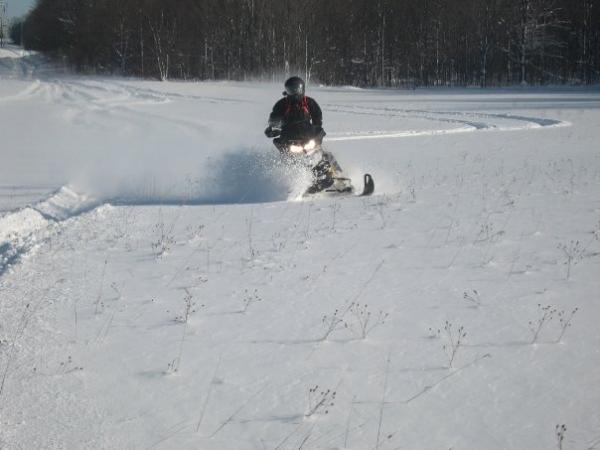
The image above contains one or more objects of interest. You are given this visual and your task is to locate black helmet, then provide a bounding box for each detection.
[284,76,305,96]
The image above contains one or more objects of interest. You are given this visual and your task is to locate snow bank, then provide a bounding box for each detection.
[34,185,99,220]
[0,186,99,275]
[0,207,47,275]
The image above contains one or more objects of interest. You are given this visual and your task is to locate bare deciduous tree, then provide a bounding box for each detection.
[19,0,600,86]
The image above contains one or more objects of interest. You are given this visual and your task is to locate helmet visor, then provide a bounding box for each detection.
[285,82,304,96]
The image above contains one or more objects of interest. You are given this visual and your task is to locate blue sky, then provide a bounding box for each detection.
[6,0,35,19]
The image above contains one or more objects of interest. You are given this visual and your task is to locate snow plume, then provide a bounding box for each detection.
[57,81,301,205]
[197,150,312,204]
[71,145,311,206]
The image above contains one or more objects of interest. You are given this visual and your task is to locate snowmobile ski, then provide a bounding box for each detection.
[307,173,375,197]
[359,174,375,196]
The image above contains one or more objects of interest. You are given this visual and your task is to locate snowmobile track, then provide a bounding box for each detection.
[325,103,570,142]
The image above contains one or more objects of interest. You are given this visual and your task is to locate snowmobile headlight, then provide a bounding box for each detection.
[289,145,304,154]
[304,140,317,151]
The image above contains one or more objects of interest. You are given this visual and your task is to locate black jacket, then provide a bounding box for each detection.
[268,95,323,140]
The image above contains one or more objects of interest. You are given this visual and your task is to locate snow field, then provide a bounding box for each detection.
[1,50,600,448]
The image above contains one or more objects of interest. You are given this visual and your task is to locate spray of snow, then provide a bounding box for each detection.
[83,148,313,206]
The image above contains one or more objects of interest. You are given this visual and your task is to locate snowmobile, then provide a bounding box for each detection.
[266,76,374,197]
[274,131,375,197]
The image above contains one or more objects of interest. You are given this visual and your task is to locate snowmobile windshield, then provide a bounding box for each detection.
[281,122,320,142]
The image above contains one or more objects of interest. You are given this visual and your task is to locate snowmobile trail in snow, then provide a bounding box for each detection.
[0,80,44,104]
[325,103,570,142]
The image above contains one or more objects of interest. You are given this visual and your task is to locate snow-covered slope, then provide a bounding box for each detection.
[1,50,599,449]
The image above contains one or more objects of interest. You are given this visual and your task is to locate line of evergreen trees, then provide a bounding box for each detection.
[14,0,600,87]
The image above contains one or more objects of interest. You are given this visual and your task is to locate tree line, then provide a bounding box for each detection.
[12,0,600,87]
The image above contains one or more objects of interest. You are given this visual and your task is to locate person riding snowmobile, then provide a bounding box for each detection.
[265,76,344,193]
[264,76,325,150]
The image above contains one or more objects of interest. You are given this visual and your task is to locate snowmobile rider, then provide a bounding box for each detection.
[264,77,353,194]
[264,76,325,152]
[263,77,374,196]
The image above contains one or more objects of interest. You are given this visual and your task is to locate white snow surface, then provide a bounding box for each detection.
[1,48,600,449]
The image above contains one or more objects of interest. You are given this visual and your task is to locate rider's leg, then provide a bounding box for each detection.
[319,151,353,193]
[273,138,286,153]
[321,151,343,176]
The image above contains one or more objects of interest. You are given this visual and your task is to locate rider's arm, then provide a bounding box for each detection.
[308,97,323,128]
[268,98,287,128]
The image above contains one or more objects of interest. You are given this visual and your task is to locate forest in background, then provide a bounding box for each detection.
[8,0,600,87]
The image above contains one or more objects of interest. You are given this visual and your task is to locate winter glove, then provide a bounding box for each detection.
[264,127,280,138]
